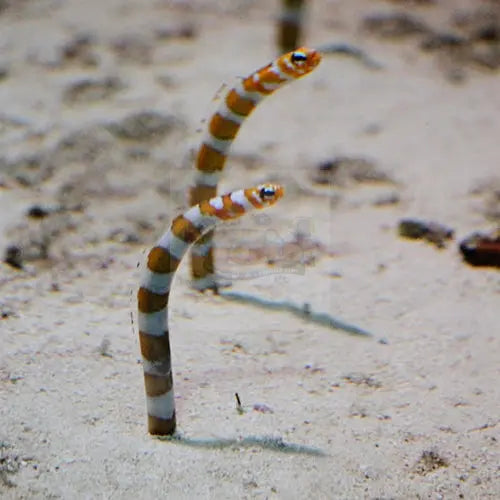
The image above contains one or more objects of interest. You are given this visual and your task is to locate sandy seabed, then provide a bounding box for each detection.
[0,0,499,498]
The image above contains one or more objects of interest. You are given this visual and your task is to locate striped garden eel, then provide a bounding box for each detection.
[277,0,306,52]
[138,184,284,435]
[189,47,321,291]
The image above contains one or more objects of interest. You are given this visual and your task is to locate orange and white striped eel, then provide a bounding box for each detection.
[189,47,321,291]
[138,184,284,435]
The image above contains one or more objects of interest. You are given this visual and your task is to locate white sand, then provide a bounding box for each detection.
[1,0,499,498]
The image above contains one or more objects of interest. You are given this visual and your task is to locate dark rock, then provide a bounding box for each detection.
[398,218,454,248]
[459,229,500,268]
[4,245,23,269]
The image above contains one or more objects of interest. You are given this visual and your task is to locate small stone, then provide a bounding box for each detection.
[26,205,50,218]
[4,245,23,269]
[253,403,274,414]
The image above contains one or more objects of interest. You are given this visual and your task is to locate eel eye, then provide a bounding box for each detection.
[291,51,307,63]
[259,186,275,200]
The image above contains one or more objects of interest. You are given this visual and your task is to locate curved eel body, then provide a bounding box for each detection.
[189,47,321,291]
[138,184,284,435]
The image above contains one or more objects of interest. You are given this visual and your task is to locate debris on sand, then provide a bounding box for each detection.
[63,76,124,105]
[459,229,500,268]
[311,157,393,187]
[3,245,23,269]
[61,33,99,67]
[413,449,449,475]
[398,218,454,248]
[110,34,154,65]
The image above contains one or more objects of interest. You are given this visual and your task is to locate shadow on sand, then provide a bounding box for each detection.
[158,433,326,456]
[219,290,373,338]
